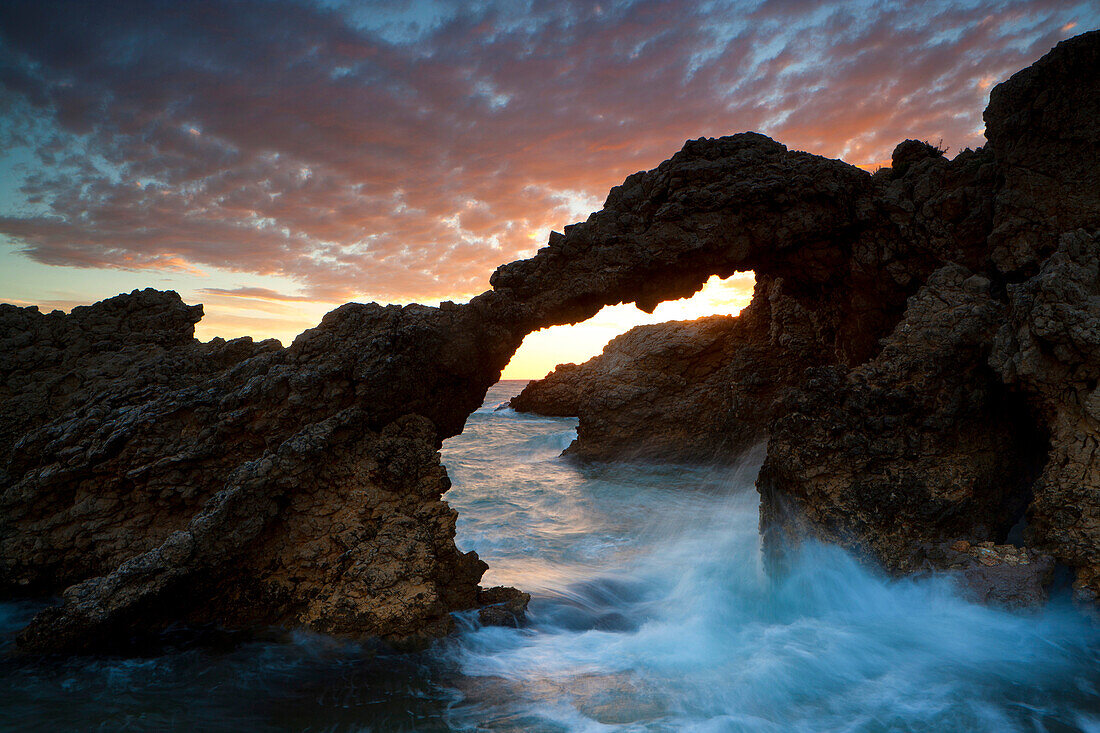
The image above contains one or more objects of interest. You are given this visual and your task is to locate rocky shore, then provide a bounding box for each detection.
[2,31,1097,652]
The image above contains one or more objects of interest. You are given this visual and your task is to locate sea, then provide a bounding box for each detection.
[2,380,1099,732]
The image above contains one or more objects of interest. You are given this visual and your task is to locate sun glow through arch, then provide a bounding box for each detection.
[500,271,756,380]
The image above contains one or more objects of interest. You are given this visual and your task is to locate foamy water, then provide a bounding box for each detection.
[2,380,1098,731]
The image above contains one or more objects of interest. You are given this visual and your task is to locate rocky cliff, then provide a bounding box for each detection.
[3,31,1098,652]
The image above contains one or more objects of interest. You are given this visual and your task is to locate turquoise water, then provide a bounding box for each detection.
[2,380,1099,731]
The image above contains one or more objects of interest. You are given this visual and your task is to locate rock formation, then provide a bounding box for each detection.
[990,230,1100,602]
[2,31,1097,652]
[509,119,1007,464]
[2,292,530,653]
[515,31,1099,602]
[755,31,1098,602]
[757,265,1046,576]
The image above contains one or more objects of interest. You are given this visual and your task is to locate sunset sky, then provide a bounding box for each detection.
[0,1,1094,378]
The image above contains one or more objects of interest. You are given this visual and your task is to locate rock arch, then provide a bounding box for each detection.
[2,31,1098,652]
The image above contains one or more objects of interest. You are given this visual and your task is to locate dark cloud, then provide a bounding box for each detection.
[0,0,1094,301]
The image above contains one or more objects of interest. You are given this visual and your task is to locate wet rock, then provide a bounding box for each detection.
[920,541,1056,608]
[476,586,532,627]
[991,230,1100,601]
[754,32,1098,602]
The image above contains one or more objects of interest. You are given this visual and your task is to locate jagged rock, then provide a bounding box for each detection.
[3,294,529,653]
[753,32,1094,599]
[985,30,1100,272]
[16,412,488,652]
[1,291,281,594]
[510,136,1003,462]
[991,230,1100,601]
[0,289,276,473]
[488,132,907,365]
[513,32,1100,609]
[10,130,895,651]
[888,139,945,177]
[476,586,532,627]
[510,89,1006,463]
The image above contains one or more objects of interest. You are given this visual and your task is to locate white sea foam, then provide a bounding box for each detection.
[437,381,1100,732]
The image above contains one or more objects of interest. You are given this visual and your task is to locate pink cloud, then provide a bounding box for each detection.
[198,286,326,303]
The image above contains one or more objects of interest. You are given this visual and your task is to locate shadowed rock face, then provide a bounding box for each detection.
[756,31,1098,601]
[991,230,1100,602]
[489,129,986,366]
[757,266,1048,576]
[2,31,1098,652]
[984,31,1100,272]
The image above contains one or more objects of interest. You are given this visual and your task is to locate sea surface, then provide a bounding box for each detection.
[2,380,1100,732]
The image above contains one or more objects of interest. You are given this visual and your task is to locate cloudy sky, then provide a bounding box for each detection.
[0,0,1094,377]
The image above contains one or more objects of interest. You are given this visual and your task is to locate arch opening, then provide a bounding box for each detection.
[501,271,756,380]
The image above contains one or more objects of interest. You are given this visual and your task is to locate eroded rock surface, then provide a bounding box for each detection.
[3,31,1099,652]
[757,266,1046,575]
[754,31,1099,599]
[3,293,530,652]
[1,290,280,595]
[992,230,1100,601]
[984,31,1100,272]
[510,139,1003,462]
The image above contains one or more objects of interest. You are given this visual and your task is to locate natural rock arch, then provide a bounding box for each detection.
[2,31,1098,652]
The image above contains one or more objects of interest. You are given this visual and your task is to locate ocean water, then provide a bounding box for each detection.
[2,379,1099,732]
